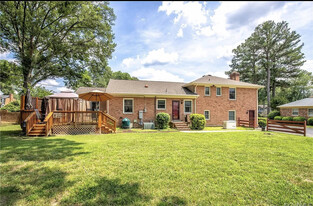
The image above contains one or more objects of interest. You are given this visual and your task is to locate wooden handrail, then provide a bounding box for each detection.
[44,112,54,136]
[24,112,38,135]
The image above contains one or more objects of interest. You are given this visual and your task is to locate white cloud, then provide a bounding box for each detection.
[302,60,313,73]
[37,79,59,87]
[177,24,187,37]
[141,48,178,66]
[131,67,184,82]
[159,1,208,26]
[57,87,74,92]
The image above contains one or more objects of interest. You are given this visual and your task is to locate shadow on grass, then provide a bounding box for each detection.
[1,129,88,162]
[61,177,150,206]
[0,164,74,206]
[157,196,187,206]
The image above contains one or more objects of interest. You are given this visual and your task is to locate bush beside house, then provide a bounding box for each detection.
[190,114,205,130]
[156,113,170,129]
[267,110,280,120]
[293,116,306,122]
[308,118,313,125]
[282,116,293,121]
[274,116,283,120]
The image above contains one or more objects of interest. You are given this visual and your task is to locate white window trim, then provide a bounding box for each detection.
[123,98,134,114]
[292,108,299,116]
[204,110,210,120]
[216,87,222,96]
[204,86,210,96]
[184,100,192,114]
[229,110,236,121]
[229,88,236,100]
[156,99,166,110]
[308,108,313,117]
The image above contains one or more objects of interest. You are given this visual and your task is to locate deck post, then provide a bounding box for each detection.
[98,112,102,134]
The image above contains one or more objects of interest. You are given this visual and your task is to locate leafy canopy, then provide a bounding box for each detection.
[0,1,116,93]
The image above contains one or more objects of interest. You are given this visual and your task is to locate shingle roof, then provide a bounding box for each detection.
[106,79,197,96]
[185,75,263,88]
[47,91,78,98]
[278,97,313,108]
[76,87,106,94]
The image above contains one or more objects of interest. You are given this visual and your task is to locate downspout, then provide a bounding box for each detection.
[195,84,198,114]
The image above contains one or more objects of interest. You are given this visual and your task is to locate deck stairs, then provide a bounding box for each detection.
[28,123,47,136]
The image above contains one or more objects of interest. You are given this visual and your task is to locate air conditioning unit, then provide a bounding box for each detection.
[143,122,155,129]
[223,121,236,129]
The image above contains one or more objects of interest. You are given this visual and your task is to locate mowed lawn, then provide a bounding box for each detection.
[1,125,312,206]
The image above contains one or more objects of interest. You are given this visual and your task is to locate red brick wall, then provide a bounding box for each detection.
[195,86,258,126]
[108,97,196,127]
[280,108,310,118]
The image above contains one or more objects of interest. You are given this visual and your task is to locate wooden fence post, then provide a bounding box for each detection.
[237,117,240,126]
[304,120,306,137]
[266,119,269,131]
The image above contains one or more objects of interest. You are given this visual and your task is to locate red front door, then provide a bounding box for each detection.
[172,101,180,120]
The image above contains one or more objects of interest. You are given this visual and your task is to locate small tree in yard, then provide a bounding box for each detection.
[190,114,206,130]
[156,113,170,129]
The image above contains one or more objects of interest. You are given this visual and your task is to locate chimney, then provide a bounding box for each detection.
[230,72,240,81]
[9,94,14,101]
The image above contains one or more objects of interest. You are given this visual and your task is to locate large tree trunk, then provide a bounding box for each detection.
[272,81,276,98]
[267,67,271,114]
[23,72,33,110]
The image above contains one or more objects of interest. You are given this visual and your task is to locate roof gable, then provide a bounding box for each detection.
[278,97,313,108]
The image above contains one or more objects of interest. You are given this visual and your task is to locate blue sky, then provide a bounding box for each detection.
[1,1,312,93]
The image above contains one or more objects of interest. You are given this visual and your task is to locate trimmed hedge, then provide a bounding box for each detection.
[267,110,280,120]
[293,116,306,122]
[258,120,266,128]
[282,116,293,121]
[156,113,170,129]
[274,116,283,120]
[190,114,205,130]
[308,118,313,125]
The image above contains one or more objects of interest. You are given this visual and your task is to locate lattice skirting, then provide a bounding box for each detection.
[52,125,99,135]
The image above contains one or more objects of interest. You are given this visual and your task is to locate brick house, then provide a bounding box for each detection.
[76,72,263,127]
[0,94,15,108]
[278,96,313,119]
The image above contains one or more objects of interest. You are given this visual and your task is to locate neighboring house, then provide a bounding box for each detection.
[76,72,263,127]
[0,94,15,108]
[278,96,313,118]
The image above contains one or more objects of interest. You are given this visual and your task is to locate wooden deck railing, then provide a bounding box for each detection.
[24,112,38,135]
[100,111,117,133]
[267,119,306,136]
[44,112,54,136]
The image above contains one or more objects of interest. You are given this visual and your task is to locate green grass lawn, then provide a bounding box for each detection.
[1,124,312,205]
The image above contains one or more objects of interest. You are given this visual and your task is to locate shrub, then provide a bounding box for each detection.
[258,120,266,128]
[293,116,306,122]
[267,110,280,120]
[282,116,293,121]
[258,117,267,122]
[0,101,20,112]
[190,114,205,130]
[308,118,313,125]
[274,116,283,120]
[156,113,170,129]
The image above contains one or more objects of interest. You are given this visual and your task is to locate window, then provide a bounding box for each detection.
[157,99,166,110]
[216,87,222,96]
[229,111,236,120]
[309,109,313,116]
[184,100,192,113]
[204,110,210,120]
[205,87,210,96]
[292,108,299,116]
[123,98,133,114]
[229,88,236,100]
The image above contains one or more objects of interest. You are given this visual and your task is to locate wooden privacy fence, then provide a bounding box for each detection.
[237,117,256,128]
[267,119,306,136]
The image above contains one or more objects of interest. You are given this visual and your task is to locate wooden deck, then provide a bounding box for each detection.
[21,110,117,136]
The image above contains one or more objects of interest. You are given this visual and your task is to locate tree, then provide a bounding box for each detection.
[227,21,306,113]
[0,1,116,109]
[0,60,23,94]
[30,86,53,98]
